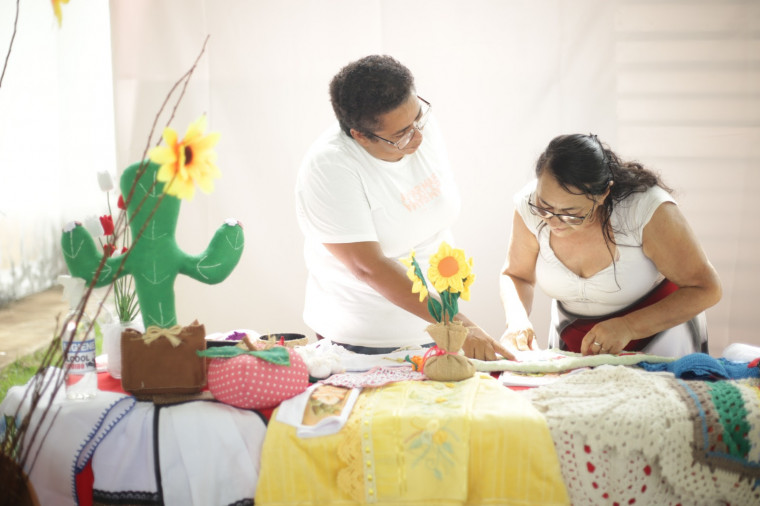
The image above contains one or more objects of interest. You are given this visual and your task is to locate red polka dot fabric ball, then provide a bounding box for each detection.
[207,348,309,409]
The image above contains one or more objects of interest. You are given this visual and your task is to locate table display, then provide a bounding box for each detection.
[3,344,759,506]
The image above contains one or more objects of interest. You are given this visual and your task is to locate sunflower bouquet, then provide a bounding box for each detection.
[400,242,476,381]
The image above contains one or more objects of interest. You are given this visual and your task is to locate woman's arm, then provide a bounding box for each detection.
[324,241,513,360]
[499,210,541,351]
[580,202,722,355]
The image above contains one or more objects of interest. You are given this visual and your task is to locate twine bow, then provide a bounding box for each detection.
[143,325,184,347]
[421,345,457,372]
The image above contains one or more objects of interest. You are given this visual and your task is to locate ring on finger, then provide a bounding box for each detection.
[593,341,602,347]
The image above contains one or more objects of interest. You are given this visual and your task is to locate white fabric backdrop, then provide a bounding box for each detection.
[101,0,758,356]
[0,0,115,303]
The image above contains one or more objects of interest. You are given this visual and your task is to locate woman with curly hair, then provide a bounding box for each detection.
[297,55,510,360]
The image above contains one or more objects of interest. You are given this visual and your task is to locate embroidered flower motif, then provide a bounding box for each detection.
[407,417,459,480]
[308,385,350,418]
[311,385,349,407]
[149,115,221,201]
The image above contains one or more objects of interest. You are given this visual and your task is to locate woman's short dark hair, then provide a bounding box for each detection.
[535,133,672,247]
[329,55,415,137]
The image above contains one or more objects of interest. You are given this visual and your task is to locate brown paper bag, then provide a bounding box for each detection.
[121,320,207,396]
[424,321,476,382]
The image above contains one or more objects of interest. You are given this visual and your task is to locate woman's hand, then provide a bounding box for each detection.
[461,324,515,361]
[580,317,636,355]
[500,326,540,353]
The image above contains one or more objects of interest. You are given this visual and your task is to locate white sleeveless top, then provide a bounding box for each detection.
[514,180,707,357]
[515,180,675,317]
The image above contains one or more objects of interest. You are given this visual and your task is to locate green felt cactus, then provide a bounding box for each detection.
[61,160,244,328]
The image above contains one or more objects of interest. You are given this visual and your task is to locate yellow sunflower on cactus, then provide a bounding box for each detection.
[400,242,474,323]
[149,115,221,201]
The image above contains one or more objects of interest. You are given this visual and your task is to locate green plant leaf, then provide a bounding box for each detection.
[427,297,442,322]
[197,345,291,365]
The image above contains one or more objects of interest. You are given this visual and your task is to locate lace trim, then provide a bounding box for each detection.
[92,488,161,504]
[336,388,373,502]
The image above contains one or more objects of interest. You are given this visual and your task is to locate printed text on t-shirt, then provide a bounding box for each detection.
[400,173,441,211]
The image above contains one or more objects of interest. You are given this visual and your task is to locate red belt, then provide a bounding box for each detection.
[559,279,679,353]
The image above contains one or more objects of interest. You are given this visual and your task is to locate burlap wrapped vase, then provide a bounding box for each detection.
[423,321,476,382]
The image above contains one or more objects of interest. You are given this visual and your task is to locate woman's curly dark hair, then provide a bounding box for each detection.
[329,55,415,137]
[535,133,672,249]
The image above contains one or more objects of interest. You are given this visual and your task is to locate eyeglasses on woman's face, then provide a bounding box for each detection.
[528,195,596,226]
[370,96,431,150]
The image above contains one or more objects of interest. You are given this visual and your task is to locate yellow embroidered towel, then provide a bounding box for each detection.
[255,374,569,505]
[464,376,569,505]
[255,394,362,505]
[355,375,568,505]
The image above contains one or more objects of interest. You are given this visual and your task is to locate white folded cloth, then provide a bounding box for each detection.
[275,383,360,438]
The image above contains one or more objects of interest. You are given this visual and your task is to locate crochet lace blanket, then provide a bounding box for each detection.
[529,366,760,506]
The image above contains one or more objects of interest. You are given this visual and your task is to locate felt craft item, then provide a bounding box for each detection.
[203,345,309,409]
[423,321,475,382]
[61,160,245,328]
[120,320,207,396]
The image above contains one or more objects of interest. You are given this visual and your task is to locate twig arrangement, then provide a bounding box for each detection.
[0,34,211,503]
[0,0,20,90]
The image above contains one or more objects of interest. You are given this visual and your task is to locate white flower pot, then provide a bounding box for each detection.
[103,319,143,379]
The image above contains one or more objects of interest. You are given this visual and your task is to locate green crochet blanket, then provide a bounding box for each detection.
[674,378,760,485]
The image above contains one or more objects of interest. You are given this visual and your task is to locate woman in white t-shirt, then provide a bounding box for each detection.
[297,55,511,360]
[500,134,721,357]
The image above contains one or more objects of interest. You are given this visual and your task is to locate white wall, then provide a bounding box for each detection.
[99,0,759,356]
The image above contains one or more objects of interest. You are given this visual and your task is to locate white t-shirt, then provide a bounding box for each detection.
[515,180,676,317]
[296,116,460,347]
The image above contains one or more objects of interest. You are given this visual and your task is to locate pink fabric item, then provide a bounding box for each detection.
[207,349,309,409]
[320,366,425,389]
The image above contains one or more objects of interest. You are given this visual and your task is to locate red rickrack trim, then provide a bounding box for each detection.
[421,345,456,372]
